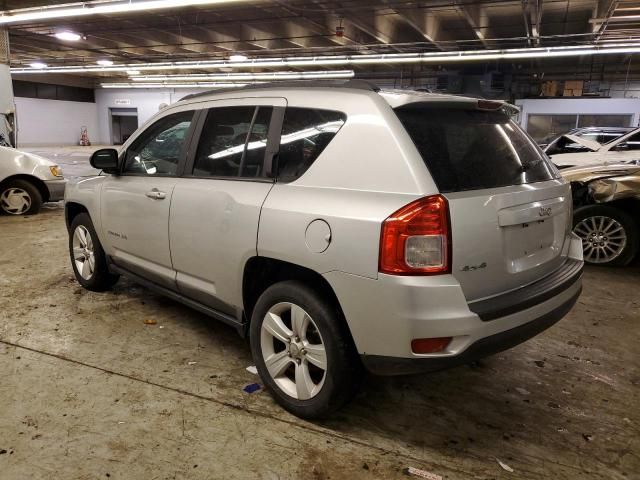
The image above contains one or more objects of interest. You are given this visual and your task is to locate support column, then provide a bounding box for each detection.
[0,26,16,147]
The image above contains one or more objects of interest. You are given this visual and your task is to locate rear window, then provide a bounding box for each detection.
[395,106,557,193]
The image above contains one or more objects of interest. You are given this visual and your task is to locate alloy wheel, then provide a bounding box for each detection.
[0,187,32,215]
[260,302,327,400]
[574,215,627,264]
[72,225,96,280]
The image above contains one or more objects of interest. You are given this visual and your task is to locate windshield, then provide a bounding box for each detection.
[395,106,558,193]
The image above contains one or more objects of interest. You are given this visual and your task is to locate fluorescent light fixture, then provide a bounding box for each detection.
[29,62,47,69]
[101,82,250,89]
[229,54,248,62]
[12,44,640,75]
[97,59,114,66]
[0,0,253,25]
[126,70,141,75]
[130,70,355,81]
[54,31,81,41]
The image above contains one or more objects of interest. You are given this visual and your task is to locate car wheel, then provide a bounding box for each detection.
[573,205,639,266]
[69,213,120,291]
[0,179,42,215]
[250,281,361,419]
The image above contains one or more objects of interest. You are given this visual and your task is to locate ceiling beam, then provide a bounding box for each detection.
[389,8,446,51]
[529,0,543,46]
[592,0,620,39]
[274,1,360,49]
[455,3,490,48]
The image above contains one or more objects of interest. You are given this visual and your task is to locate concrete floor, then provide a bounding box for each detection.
[1,202,639,479]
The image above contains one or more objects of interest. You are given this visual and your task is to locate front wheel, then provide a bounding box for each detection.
[250,281,361,419]
[69,213,120,291]
[573,205,639,266]
[0,179,42,215]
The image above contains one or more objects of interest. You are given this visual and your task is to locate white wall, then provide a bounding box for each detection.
[608,81,640,99]
[515,97,640,130]
[94,88,203,145]
[15,97,99,146]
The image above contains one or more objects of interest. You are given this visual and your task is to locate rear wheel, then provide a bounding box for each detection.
[573,205,639,266]
[0,179,42,215]
[250,281,361,419]
[69,213,119,291]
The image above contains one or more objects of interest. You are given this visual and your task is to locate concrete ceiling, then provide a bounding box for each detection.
[3,0,640,82]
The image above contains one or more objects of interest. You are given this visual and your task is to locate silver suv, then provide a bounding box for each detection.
[65,81,584,419]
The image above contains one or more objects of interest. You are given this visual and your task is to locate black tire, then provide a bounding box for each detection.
[69,213,119,291]
[0,179,42,215]
[250,281,361,419]
[573,204,639,266]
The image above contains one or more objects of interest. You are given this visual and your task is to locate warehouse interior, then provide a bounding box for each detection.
[1,1,639,479]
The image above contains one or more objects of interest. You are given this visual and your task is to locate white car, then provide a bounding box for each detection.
[0,146,66,215]
[547,127,640,169]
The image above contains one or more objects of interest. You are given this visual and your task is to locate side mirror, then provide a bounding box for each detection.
[90,148,120,174]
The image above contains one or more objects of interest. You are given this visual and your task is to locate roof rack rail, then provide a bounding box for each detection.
[179,79,380,102]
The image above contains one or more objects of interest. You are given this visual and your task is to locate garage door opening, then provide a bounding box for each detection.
[110,108,138,145]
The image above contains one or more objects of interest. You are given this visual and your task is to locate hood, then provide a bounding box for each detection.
[0,145,56,167]
[561,163,640,183]
[561,134,601,152]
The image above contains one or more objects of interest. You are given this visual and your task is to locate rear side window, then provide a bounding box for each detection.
[395,107,557,193]
[193,106,273,178]
[277,107,346,182]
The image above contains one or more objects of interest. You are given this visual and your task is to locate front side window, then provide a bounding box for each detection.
[123,111,194,176]
[193,106,273,178]
[277,107,346,182]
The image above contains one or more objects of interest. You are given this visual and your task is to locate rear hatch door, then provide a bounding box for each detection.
[395,103,572,302]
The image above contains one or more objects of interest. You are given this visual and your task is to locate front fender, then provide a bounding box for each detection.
[65,175,106,243]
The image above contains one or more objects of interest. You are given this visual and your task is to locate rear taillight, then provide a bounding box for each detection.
[379,195,451,275]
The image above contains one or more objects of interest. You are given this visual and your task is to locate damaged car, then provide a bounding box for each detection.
[563,164,640,266]
[548,127,640,169]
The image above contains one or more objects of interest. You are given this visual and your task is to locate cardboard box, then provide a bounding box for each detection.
[541,81,558,96]
[563,80,584,97]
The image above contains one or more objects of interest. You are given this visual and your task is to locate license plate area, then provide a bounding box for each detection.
[503,217,564,273]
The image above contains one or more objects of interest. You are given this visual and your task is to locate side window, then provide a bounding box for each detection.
[123,111,194,176]
[546,136,593,155]
[277,107,346,182]
[614,132,640,151]
[193,106,273,178]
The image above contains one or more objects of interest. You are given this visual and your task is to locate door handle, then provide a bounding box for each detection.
[145,189,167,200]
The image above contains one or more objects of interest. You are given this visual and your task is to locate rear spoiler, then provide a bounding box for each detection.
[476,99,520,115]
[396,98,520,115]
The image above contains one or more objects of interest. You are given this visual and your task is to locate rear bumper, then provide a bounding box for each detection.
[361,285,581,375]
[324,236,584,375]
[468,258,583,321]
[44,179,67,202]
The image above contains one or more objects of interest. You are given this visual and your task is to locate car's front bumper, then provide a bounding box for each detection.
[44,179,67,202]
